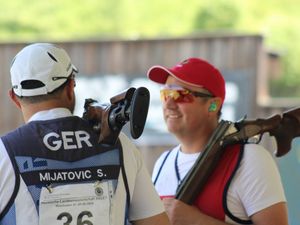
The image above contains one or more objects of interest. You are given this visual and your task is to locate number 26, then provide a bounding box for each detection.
[57,211,93,225]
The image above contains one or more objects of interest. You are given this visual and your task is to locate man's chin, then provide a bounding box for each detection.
[167,125,179,134]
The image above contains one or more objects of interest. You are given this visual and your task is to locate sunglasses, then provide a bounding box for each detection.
[160,85,214,103]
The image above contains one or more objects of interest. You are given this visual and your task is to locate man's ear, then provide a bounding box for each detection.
[66,80,75,101]
[208,97,222,113]
[208,102,217,112]
[9,89,22,109]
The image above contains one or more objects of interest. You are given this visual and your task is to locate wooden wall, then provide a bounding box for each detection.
[0,34,265,135]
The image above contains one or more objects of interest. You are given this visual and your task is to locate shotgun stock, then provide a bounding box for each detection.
[82,87,150,145]
[176,107,300,204]
[270,108,300,157]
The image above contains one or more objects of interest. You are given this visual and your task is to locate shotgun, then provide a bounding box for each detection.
[176,107,300,204]
[82,87,150,145]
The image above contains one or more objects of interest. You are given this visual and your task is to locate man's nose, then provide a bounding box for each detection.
[164,97,178,108]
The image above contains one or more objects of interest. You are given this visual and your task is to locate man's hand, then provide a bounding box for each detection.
[163,198,202,225]
[162,198,230,225]
[132,212,170,225]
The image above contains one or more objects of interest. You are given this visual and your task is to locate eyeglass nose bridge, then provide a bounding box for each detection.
[160,89,180,101]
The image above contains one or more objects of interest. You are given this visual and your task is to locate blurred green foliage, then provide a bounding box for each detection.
[1,0,300,97]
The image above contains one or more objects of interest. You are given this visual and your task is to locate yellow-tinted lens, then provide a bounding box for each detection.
[160,89,193,103]
[160,89,179,100]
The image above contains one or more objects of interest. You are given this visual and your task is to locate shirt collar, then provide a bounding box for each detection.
[28,108,73,122]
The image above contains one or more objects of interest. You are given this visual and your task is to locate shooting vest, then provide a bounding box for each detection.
[154,144,252,224]
[0,116,130,225]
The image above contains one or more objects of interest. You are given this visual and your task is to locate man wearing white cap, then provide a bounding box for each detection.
[0,43,170,225]
[148,58,289,225]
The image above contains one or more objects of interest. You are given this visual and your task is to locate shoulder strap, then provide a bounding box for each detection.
[223,144,252,224]
[153,150,172,185]
[0,136,21,220]
[118,139,130,208]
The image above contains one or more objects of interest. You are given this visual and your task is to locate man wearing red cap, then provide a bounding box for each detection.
[148,58,289,225]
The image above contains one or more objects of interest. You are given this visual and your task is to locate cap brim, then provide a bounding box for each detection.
[72,64,78,73]
[147,66,173,84]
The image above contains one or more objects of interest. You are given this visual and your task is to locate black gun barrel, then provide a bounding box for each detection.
[175,120,232,204]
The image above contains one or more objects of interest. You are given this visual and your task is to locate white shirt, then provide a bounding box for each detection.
[152,144,286,224]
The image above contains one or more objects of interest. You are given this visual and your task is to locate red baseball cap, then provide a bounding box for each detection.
[147,57,225,103]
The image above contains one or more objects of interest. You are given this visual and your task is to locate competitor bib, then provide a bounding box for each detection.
[39,181,113,225]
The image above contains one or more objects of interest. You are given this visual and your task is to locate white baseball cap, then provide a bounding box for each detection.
[10,43,78,97]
